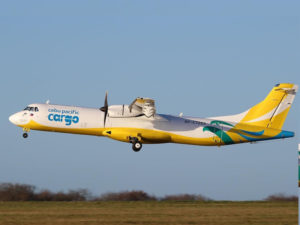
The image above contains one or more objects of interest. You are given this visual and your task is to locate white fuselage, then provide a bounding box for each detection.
[9,103,220,145]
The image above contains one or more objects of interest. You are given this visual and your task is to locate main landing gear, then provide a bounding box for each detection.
[129,136,142,152]
[132,142,142,152]
[23,133,28,138]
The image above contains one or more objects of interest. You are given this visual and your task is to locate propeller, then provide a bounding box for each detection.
[100,92,108,127]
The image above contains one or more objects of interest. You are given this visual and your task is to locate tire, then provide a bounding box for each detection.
[23,133,28,138]
[132,142,142,152]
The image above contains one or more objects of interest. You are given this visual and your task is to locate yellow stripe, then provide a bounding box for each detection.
[18,120,218,146]
[18,120,284,147]
[18,120,105,136]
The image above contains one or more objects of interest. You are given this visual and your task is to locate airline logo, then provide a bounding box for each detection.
[48,108,79,126]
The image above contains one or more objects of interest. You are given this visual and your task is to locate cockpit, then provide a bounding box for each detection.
[24,106,39,112]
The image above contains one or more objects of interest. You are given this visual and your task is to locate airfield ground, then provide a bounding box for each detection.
[0,201,297,225]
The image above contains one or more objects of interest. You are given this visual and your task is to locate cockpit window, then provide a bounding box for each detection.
[23,106,39,112]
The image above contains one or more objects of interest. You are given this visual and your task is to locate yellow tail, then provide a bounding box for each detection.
[240,83,298,129]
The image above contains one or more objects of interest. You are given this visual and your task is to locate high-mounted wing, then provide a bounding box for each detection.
[129,97,156,118]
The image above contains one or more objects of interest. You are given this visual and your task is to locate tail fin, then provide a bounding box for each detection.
[240,83,298,129]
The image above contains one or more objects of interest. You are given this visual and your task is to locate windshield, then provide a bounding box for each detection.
[24,106,39,112]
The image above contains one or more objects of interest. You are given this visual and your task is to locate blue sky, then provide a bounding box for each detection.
[0,1,299,200]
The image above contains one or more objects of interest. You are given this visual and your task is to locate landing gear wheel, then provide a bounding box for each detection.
[132,142,142,152]
[23,133,28,138]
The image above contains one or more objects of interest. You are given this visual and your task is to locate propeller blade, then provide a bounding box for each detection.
[100,92,108,127]
[100,92,108,112]
[104,91,108,108]
[103,109,107,127]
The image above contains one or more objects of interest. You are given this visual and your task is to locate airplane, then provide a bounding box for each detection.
[9,83,297,152]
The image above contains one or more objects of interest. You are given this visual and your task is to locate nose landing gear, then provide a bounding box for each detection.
[22,128,30,138]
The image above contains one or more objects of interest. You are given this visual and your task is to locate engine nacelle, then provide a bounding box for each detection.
[108,105,142,118]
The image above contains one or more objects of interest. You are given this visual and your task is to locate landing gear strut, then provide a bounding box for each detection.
[23,133,28,138]
[129,136,142,152]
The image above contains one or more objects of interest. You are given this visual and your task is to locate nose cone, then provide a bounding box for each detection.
[9,113,18,125]
[9,112,30,126]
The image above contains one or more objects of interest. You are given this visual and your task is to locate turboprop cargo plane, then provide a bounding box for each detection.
[9,83,297,152]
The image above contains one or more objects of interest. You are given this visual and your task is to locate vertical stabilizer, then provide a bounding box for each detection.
[240,83,298,129]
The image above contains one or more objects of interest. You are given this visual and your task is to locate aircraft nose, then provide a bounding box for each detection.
[9,113,18,125]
